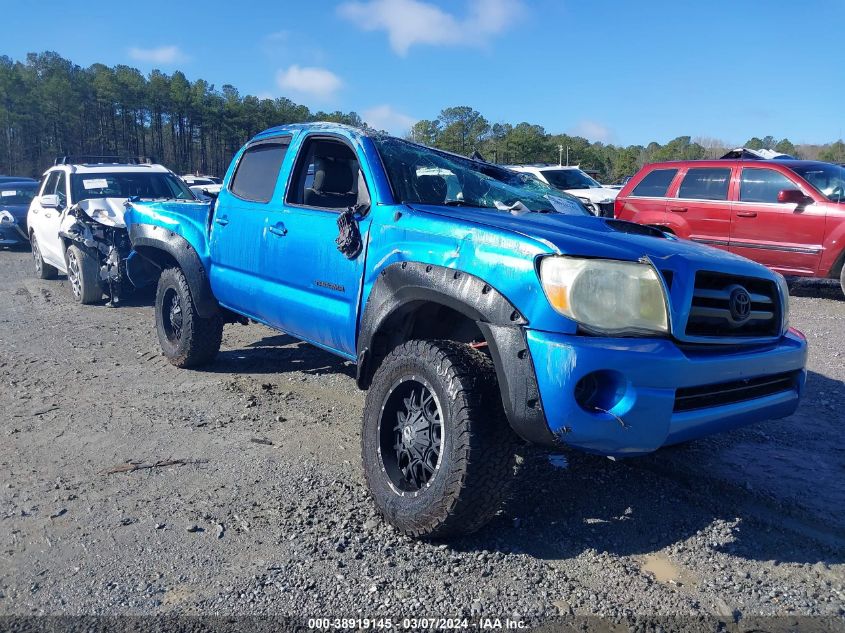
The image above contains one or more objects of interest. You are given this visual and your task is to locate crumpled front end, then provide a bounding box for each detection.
[60,198,132,305]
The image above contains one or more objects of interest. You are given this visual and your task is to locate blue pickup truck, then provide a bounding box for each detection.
[123,123,807,538]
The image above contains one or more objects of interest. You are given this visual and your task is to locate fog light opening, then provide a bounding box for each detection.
[574,370,628,415]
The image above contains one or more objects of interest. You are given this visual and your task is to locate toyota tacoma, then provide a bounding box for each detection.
[122,123,807,538]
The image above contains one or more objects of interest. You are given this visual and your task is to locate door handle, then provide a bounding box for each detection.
[215,216,229,226]
[736,210,757,218]
[669,207,687,213]
[268,223,287,237]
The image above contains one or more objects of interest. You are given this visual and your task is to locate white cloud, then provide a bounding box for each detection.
[127,45,187,65]
[276,65,343,100]
[571,120,612,143]
[363,105,417,135]
[338,0,523,55]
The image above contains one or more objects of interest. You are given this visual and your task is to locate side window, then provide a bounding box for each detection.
[739,168,797,203]
[287,137,369,210]
[40,172,59,197]
[230,138,290,202]
[631,169,678,197]
[55,172,67,208]
[678,168,731,201]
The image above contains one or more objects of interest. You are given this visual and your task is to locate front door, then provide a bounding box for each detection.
[730,166,826,275]
[673,166,733,251]
[268,133,373,358]
[30,171,68,270]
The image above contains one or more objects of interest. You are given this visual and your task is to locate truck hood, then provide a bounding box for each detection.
[409,204,768,275]
[563,187,619,203]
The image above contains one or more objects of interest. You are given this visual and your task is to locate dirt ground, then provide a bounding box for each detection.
[0,247,843,628]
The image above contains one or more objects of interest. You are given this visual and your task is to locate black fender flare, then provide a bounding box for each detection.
[357,261,555,446]
[128,223,220,318]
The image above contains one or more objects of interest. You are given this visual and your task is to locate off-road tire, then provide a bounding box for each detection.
[65,245,102,304]
[155,267,223,368]
[361,339,519,539]
[31,234,57,280]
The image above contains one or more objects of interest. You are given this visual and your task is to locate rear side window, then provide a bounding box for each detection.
[230,139,290,202]
[678,168,731,201]
[740,168,796,203]
[631,169,677,197]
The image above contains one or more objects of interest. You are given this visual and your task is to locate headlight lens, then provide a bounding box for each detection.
[540,256,669,334]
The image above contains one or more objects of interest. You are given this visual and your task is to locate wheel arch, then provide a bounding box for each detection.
[357,261,555,445]
[128,223,220,318]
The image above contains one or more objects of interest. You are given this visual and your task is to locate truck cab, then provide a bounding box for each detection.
[123,123,807,539]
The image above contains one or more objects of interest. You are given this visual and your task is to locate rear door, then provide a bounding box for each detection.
[208,136,293,318]
[730,166,825,274]
[672,166,733,249]
[615,167,679,228]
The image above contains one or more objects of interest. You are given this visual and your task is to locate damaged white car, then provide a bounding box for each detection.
[27,159,195,305]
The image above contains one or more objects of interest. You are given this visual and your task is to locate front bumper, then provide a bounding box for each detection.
[526,328,807,456]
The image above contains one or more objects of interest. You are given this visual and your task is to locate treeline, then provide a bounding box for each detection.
[2,53,844,182]
[0,52,363,178]
[411,108,845,182]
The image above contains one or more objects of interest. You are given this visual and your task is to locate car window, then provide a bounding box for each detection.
[678,168,731,201]
[740,168,797,203]
[40,172,59,197]
[541,169,601,190]
[55,172,67,207]
[0,184,37,205]
[288,138,368,210]
[230,139,290,202]
[631,169,678,197]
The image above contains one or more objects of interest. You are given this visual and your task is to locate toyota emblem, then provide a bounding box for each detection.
[728,285,752,323]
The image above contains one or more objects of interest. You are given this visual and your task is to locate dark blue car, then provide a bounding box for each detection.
[0,180,38,247]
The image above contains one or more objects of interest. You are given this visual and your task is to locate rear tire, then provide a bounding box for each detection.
[31,235,57,280]
[361,339,519,539]
[155,267,223,368]
[65,245,102,304]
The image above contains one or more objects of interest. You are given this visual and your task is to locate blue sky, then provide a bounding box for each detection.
[4,0,843,145]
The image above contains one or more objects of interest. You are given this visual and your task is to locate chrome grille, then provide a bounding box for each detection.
[685,271,780,338]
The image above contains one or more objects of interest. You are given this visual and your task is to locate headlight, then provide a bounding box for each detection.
[0,210,14,224]
[576,197,597,213]
[539,256,669,335]
[775,272,790,332]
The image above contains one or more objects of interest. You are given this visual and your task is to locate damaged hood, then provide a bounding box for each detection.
[73,198,129,228]
[409,203,772,276]
[564,187,619,203]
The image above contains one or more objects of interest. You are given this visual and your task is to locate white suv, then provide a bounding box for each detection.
[28,159,194,304]
[508,165,619,217]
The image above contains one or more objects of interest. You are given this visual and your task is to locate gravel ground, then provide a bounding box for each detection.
[0,248,843,629]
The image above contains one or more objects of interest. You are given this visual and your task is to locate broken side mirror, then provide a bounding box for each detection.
[40,194,60,208]
[777,189,812,205]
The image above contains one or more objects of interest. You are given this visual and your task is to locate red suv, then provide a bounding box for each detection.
[615,160,845,295]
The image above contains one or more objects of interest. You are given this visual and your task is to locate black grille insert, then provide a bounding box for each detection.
[686,271,780,338]
[673,371,799,413]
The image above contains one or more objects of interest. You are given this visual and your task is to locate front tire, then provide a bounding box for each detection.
[65,245,102,304]
[840,264,845,299]
[362,340,519,538]
[155,267,223,368]
[31,235,57,280]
